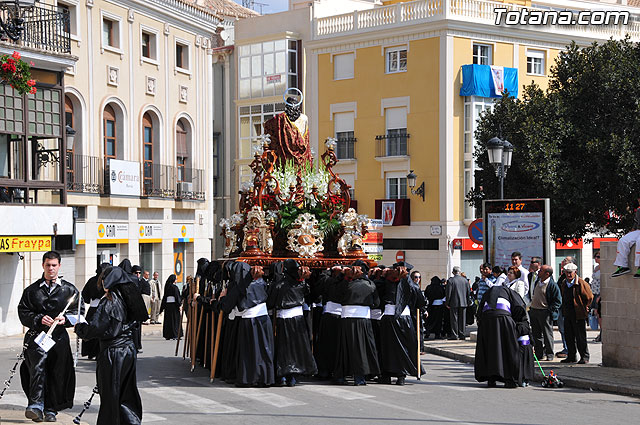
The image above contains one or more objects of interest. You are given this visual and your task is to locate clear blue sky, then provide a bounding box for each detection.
[233,0,289,14]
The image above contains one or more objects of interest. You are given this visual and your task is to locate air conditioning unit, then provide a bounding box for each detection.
[177,182,193,195]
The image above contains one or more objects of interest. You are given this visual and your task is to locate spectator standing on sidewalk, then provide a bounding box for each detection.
[149,271,162,324]
[555,256,574,358]
[529,265,562,361]
[445,266,470,340]
[511,252,530,302]
[506,266,526,300]
[527,257,542,306]
[612,196,640,278]
[591,251,602,342]
[476,264,496,313]
[424,276,446,339]
[559,263,593,364]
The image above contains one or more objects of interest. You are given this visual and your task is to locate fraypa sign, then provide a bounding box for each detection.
[109,159,141,196]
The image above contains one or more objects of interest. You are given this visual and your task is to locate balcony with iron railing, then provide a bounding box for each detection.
[375,132,410,158]
[176,167,205,201]
[142,163,176,198]
[336,136,357,160]
[0,3,71,54]
[66,154,102,194]
[313,0,640,42]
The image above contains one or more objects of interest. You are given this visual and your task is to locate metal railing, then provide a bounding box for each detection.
[19,4,71,54]
[176,167,205,201]
[375,132,410,157]
[142,163,176,198]
[66,154,102,194]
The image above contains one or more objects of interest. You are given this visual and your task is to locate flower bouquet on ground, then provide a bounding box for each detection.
[0,51,36,95]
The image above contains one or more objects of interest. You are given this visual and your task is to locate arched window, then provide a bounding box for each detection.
[104,105,117,162]
[176,119,188,182]
[65,95,74,185]
[143,112,153,195]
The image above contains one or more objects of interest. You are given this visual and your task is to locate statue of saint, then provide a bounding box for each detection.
[263,89,313,167]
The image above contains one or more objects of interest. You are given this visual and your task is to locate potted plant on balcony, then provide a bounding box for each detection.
[0,51,36,95]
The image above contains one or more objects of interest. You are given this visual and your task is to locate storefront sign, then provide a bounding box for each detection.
[97,223,129,244]
[0,236,51,252]
[108,159,141,196]
[173,224,194,243]
[266,74,281,84]
[139,224,163,243]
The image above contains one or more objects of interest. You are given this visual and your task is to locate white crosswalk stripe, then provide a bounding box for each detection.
[300,385,375,400]
[224,387,307,408]
[142,412,167,423]
[142,387,241,414]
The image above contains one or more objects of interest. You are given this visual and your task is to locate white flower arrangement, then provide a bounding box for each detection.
[269,160,330,207]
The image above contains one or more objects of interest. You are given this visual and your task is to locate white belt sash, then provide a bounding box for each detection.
[341,305,370,319]
[89,298,100,308]
[302,303,310,311]
[166,296,176,303]
[240,303,268,318]
[431,298,445,306]
[370,309,383,321]
[323,301,342,316]
[383,305,410,316]
[276,306,304,319]
[228,307,239,320]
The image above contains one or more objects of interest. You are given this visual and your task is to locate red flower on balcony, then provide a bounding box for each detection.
[0,51,37,96]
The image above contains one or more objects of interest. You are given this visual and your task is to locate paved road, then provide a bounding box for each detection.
[1,334,639,424]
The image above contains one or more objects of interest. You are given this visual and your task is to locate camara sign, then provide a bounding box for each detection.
[108,159,141,196]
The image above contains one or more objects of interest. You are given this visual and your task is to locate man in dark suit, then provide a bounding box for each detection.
[445,266,471,340]
[527,257,542,305]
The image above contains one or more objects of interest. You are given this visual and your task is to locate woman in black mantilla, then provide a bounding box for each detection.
[159,274,182,340]
[75,266,148,425]
[267,259,317,386]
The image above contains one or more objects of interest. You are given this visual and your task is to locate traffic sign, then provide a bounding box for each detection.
[396,250,405,262]
[468,218,483,245]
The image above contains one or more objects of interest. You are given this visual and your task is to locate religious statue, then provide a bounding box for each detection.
[242,206,273,256]
[337,208,368,256]
[287,213,324,258]
[263,88,313,168]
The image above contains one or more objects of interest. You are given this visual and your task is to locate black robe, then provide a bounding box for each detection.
[75,287,142,425]
[18,278,81,412]
[160,282,182,339]
[81,273,105,359]
[516,319,534,384]
[314,270,344,377]
[217,262,274,386]
[267,266,317,378]
[379,276,425,377]
[333,276,380,379]
[424,280,447,337]
[474,285,526,384]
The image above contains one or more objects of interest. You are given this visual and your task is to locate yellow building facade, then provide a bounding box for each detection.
[305,0,638,278]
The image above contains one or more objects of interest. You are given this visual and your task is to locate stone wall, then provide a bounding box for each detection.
[601,241,640,369]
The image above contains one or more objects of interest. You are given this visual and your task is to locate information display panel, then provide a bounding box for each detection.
[483,198,550,271]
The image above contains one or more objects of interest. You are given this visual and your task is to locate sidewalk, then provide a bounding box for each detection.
[0,324,163,424]
[424,327,640,397]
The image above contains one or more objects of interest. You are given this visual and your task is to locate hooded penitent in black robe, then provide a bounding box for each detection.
[267,260,317,380]
[18,277,82,413]
[216,261,238,383]
[118,260,143,351]
[75,267,145,425]
[474,285,526,386]
[81,263,109,359]
[314,268,344,378]
[516,318,534,385]
[424,276,446,338]
[379,274,426,378]
[333,263,380,380]
[216,261,274,387]
[159,275,182,340]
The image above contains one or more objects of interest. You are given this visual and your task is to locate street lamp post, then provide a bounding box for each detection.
[486,136,513,200]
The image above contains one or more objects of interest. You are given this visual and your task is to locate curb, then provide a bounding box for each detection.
[423,345,640,398]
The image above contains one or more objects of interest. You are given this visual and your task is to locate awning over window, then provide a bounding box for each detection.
[459,64,518,98]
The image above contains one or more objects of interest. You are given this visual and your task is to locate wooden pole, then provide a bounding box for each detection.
[209,307,215,376]
[203,310,210,369]
[210,310,224,382]
[191,278,203,372]
[182,307,190,359]
[416,308,421,380]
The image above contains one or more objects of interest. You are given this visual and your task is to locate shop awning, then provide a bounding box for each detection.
[460,64,518,98]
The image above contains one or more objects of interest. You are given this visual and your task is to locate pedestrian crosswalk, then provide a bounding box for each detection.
[142,387,242,414]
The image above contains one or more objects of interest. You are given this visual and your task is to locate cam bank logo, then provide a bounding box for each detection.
[98,224,106,238]
[181,225,187,237]
[501,221,540,232]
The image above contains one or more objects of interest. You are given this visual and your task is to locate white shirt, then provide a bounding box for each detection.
[40,277,61,293]
[518,265,530,294]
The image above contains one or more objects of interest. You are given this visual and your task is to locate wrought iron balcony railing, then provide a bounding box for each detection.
[375,132,410,157]
[66,154,102,194]
[143,163,177,198]
[2,3,71,54]
[336,137,357,160]
[176,167,205,201]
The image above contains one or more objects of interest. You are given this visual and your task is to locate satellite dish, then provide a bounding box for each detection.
[219,29,229,41]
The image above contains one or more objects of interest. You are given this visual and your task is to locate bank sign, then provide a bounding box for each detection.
[97,223,129,244]
[109,159,141,196]
[0,236,52,252]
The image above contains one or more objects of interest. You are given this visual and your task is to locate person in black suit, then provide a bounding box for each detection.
[445,266,471,340]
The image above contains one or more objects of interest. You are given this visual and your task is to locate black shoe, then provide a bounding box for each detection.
[395,376,406,386]
[560,358,577,363]
[376,375,392,384]
[612,267,631,277]
[577,358,589,364]
[487,380,496,388]
[505,381,518,388]
[44,412,56,422]
[544,355,554,361]
[25,407,44,422]
[286,376,297,387]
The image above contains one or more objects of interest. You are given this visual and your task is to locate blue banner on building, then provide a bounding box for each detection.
[460,64,518,98]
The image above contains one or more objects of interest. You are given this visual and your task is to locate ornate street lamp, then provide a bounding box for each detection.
[486,136,514,200]
[65,125,76,151]
[406,169,425,202]
[0,0,37,41]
